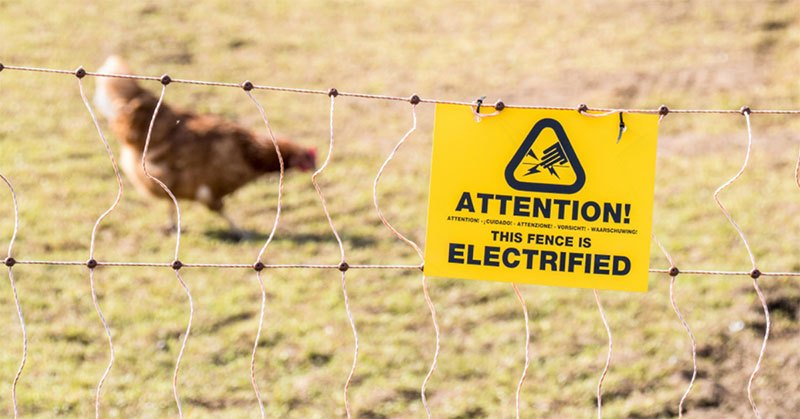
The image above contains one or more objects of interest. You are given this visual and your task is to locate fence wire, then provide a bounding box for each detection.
[246,87,284,419]
[1,62,798,418]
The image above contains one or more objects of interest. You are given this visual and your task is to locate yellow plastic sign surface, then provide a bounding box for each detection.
[424,105,659,292]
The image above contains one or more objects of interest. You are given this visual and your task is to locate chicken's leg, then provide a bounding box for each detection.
[214,209,251,241]
[161,206,178,235]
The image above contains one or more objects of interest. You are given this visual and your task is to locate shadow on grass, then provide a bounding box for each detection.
[204,229,378,247]
[204,228,269,243]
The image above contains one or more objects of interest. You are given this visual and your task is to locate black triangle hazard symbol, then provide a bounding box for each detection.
[504,118,586,194]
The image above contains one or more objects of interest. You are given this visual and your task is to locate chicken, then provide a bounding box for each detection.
[93,56,315,239]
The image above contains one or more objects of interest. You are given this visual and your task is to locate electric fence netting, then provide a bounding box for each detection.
[2,63,800,418]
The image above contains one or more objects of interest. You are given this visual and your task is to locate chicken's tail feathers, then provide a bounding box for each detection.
[98,55,132,76]
[94,55,145,121]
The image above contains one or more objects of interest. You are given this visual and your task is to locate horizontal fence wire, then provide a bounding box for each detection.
[0,258,797,278]
[2,260,799,277]
[6,260,423,269]
[4,63,800,114]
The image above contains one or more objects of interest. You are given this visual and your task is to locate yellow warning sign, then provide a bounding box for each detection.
[424,105,659,292]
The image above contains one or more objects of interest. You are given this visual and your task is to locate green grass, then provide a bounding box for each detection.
[1,0,800,417]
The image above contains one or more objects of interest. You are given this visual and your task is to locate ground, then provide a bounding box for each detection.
[1,0,800,417]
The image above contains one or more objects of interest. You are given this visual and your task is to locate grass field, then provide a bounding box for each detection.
[1,1,800,417]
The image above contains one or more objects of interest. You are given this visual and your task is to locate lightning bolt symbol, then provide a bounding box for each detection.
[524,149,541,175]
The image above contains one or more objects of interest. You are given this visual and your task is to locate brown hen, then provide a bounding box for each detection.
[94,56,315,238]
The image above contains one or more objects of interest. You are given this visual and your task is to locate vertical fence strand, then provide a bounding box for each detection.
[141,85,182,261]
[795,143,800,189]
[712,110,769,418]
[311,95,346,260]
[2,173,25,419]
[669,275,697,417]
[593,290,612,419]
[5,267,26,419]
[141,83,193,418]
[712,111,757,270]
[312,94,357,417]
[78,76,123,418]
[340,270,359,418]
[246,89,286,418]
[747,279,771,419]
[511,284,531,419]
[419,276,440,418]
[653,233,697,418]
[251,271,268,419]
[88,269,115,418]
[172,269,194,419]
[371,102,442,417]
